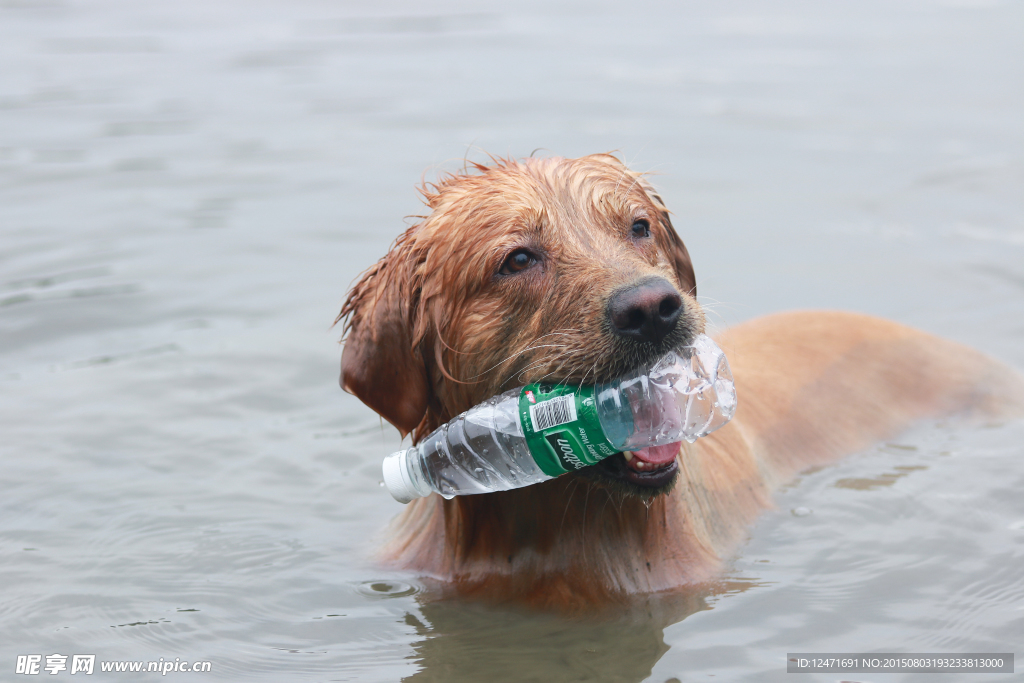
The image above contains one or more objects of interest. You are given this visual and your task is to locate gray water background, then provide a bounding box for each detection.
[1,0,1023,681]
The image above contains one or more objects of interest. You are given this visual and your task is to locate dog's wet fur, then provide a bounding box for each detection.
[338,154,1024,611]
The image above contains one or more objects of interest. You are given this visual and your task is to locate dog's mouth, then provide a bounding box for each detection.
[584,442,680,494]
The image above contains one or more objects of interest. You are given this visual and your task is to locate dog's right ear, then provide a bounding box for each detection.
[659,211,697,298]
[337,241,430,439]
[638,179,697,298]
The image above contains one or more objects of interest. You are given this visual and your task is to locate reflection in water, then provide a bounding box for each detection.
[403,582,755,683]
[833,464,927,491]
[357,580,419,599]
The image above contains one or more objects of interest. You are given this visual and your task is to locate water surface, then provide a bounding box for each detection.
[2,0,1022,681]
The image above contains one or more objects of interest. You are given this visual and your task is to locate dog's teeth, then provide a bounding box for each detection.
[623,451,634,463]
[635,460,646,469]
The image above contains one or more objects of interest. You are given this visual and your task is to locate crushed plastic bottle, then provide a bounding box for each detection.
[381,334,737,503]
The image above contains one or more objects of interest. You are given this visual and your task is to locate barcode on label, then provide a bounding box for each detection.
[529,394,577,431]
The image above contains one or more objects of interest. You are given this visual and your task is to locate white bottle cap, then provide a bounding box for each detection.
[382,449,418,504]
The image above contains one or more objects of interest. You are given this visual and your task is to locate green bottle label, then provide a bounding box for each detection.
[518,383,620,477]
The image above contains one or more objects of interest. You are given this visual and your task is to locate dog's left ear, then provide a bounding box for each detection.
[337,238,431,439]
[641,182,697,297]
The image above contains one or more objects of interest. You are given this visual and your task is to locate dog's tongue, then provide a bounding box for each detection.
[629,442,681,465]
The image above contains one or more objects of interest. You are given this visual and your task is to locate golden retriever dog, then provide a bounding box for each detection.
[337,153,1023,611]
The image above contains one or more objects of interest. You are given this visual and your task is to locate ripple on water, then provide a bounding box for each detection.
[356,580,420,599]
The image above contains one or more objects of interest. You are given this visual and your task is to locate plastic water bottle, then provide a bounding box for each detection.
[381,334,737,503]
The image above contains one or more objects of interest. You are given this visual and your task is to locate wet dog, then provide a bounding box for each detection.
[337,154,1023,610]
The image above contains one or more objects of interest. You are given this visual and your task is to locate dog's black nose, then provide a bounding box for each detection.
[608,277,683,345]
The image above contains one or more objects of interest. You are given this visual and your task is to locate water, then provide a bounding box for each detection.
[1,0,1022,680]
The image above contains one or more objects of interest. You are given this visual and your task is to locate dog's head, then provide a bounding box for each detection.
[338,154,703,496]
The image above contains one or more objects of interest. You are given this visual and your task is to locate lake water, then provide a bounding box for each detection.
[1,0,1022,681]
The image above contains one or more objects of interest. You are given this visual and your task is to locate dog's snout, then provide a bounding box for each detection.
[608,278,683,345]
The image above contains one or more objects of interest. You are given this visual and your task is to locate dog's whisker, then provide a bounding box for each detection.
[495,337,574,362]
[472,343,569,382]
[468,330,582,382]
[593,495,612,533]
[574,360,598,393]
[514,363,562,386]
[558,478,582,539]
[621,172,645,201]
[695,296,742,312]
[580,482,593,566]
[499,342,604,388]
[504,359,561,389]
[612,161,632,195]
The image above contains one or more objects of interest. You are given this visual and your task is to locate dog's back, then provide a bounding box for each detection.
[719,310,1024,483]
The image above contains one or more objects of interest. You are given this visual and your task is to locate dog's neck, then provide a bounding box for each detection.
[378,429,769,610]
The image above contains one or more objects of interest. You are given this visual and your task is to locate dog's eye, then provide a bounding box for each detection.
[631,219,651,238]
[500,249,536,275]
